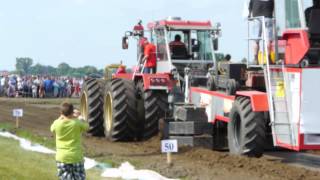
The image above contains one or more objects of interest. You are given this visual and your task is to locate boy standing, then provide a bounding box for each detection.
[50,102,89,180]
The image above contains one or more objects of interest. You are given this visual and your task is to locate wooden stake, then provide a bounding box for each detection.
[167,152,172,165]
[16,117,20,128]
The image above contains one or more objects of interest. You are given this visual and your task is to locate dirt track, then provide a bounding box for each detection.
[0,98,320,180]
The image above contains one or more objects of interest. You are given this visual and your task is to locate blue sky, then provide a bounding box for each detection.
[0,0,247,70]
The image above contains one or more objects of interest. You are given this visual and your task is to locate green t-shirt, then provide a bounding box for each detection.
[50,118,89,163]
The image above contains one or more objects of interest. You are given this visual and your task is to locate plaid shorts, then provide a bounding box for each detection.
[56,161,86,180]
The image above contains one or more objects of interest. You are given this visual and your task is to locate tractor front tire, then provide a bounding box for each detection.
[103,78,138,142]
[80,78,104,136]
[228,96,266,157]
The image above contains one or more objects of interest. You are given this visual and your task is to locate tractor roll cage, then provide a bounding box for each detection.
[123,18,221,79]
[153,27,218,77]
[147,20,213,30]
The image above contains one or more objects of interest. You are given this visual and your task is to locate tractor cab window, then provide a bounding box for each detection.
[168,31,189,60]
[286,0,302,28]
[276,0,302,36]
[169,31,188,45]
[276,0,317,35]
[196,30,213,60]
[190,30,214,60]
[167,30,214,61]
[155,29,169,61]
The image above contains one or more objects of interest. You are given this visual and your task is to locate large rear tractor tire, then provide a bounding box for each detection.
[103,78,138,142]
[137,81,168,140]
[80,78,104,136]
[228,96,266,157]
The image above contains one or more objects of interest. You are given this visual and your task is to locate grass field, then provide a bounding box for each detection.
[0,136,57,180]
[0,128,105,180]
[0,137,103,180]
[0,123,56,149]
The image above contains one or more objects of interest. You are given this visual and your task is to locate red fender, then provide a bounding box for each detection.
[236,91,269,112]
[282,30,310,65]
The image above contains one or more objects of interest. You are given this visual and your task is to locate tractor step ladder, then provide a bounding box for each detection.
[132,54,146,80]
[267,65,297,144]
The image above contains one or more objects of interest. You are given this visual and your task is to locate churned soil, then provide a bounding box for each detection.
[0,98,319,180]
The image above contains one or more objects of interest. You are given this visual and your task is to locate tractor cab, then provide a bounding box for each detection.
[147,17,220,80]
[122,17,221,88]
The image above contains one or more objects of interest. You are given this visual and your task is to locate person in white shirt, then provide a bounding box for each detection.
[32,84,38,98]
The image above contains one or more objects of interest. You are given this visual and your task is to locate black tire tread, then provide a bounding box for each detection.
[105,78,138,141]
[81,78,104,136]
[228,96,266,157]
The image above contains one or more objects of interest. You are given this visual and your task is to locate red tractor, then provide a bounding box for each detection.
[81,16,218,140]
[81,0,320,158]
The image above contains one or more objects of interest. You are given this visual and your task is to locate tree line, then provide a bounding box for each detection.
[14,57,103,77]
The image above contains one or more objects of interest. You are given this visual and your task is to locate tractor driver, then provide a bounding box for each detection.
[169,34,188,59]
[143,39,157,74]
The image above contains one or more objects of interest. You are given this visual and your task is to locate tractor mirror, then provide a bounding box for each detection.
[192,39,198,46]
[213,39,218,51]
[192,39,200,52]
[122,36,129,49]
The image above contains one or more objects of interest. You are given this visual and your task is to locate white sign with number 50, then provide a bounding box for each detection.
[13,109,23,117]
[161,139,178,153]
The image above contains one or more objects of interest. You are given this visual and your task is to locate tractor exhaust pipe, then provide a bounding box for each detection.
[184,67,191,103]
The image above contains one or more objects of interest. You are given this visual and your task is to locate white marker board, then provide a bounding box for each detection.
[13,109,23,117]
[161,139,178,153]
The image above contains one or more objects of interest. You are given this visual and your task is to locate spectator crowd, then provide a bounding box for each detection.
[0,75,84,98]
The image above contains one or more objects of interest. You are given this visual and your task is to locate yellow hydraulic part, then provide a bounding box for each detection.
[275,80,285,98]
[104,64,126,80]
[258,51,276,65]
[105,64,124,69]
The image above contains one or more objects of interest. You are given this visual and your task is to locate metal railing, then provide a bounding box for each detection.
[248,16,275,123]
[131,53,146,80]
